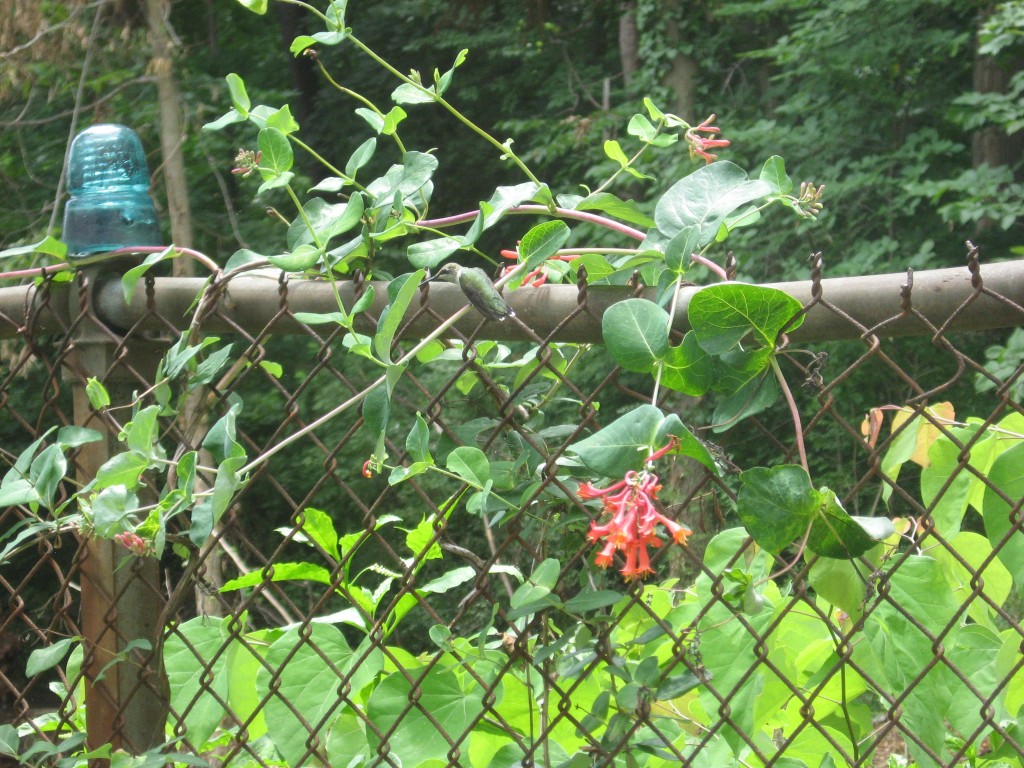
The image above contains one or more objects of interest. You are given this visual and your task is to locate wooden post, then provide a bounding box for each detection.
[66,270,167,757]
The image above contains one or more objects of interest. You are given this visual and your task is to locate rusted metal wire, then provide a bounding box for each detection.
[2,254,1024,767]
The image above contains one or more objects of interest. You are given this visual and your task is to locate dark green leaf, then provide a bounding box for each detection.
[660,331,713,396]
[26,637,79,677]
[565,589,623,613]
[689,283,804,354]
[94,452,149,491]
[738,466,891,557]
[654,161,773,245]
[566,404,715,477]
[518,220,571,270]
[602,298,669,373]
[407,413,431,463]
[664,225,700,272]
[576,193,655,228]
[374,270,424,362]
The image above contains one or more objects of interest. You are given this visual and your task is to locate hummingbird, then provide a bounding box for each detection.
[422,263,515,322]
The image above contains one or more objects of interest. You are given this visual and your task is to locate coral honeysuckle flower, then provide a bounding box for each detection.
[685,114,730,164]
[578,437,691,581]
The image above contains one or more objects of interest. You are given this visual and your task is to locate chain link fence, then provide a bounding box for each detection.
[2,254,1024,767]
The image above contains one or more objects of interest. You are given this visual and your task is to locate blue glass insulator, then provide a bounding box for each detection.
[62,124,162,261]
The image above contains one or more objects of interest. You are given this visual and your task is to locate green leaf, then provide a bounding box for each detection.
[374,270,424,363]
[289,35,317,56]
[362,384,390,442]
[257,127,293,190]
[122,247,175,303]
[86,378,110,409]
[221,562,334,592]
[91,485,134,537]
[298,507,340,561]
[664,225,700,272]
[0,724,18,756]
[575,193,655,228]
[94,452,149,491]
[0,479,40,508]
[56,426,103,449]
[982,441,1024,591]
[406,413,431,463]
[760,155,793,195]
[518,220,571,271]
[710,368,778,432]
[0,235,67,260]
[403,515,443,560]
[690,283,803,354]
[435,48,468,94]
[565,404,716,477]
[266,104,300,134]
[806,556,875,621]
[234,0,268,14]
[564,589,623,613]
[345,137,377,178]
[392,82,435,105]
[660,331,713,396]
[408,236,462,269]
[446,446,489,487]
[26,637,79,676]
[654,161,773,245]
[602,298,669,373]
[190,455,244,545]
[604,139,630,166]
[366,666,484,766]
[163,616,231,748]
[418,566,476,594]
[203,108,246,132]
[269,244,321,271]
[203,403,245,464]
[480,182,541,230]
[288,196,365,249]
[258,625,381,767]
[381,106,407,136]
[738,466,893,557]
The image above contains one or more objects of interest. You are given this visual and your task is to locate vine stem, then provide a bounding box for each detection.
[345,34,543,187]
[417,205,647,241]
[691,253,728,280]
[0,245,222,281]
[239,264,527,476]
[772,356,808,473]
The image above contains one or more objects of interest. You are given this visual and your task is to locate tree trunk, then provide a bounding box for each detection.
[143,0,194,275]
[972,53,1024,171]
[652,0,698,121]
[619,1,639,90]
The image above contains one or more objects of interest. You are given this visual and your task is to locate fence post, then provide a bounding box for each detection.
[66,284,168,755]
[61,125,168,757]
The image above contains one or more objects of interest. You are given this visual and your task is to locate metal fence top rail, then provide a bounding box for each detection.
[1,257,1021,343]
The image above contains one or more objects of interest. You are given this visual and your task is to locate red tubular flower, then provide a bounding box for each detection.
[362,459,375,478]
[114,531,152,557]
[685,114,730,164]
[578,438,692,581]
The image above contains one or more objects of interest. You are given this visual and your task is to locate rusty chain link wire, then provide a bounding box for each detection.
[2,255,1024,767]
